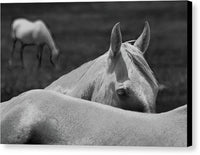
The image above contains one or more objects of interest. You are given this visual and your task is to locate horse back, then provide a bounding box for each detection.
[0,90,187,146]
[0,93,61,144]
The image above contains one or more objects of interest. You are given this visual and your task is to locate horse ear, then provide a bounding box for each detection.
[134,21,150,54]
[109,22,122,58]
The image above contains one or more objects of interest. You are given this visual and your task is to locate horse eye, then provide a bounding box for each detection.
[116,88,128,96]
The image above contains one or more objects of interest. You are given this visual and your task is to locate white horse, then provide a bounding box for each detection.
[8,18,60,68]
[1,89,187,146]
[45,22,159,113]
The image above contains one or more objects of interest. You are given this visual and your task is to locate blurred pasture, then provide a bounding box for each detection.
[1,2,188,112]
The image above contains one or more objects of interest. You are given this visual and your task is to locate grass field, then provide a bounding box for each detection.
[1,2,188,112]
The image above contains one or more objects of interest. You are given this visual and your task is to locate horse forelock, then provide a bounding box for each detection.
[122,42,158,89]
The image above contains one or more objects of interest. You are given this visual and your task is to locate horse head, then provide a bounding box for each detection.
[69,22,159,113]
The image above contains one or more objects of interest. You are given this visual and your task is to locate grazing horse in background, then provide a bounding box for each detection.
[8,18,60,68]
[46,22,159,113]
[1,89,187,146]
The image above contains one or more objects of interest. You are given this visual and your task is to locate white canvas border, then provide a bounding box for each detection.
[0,0,199,154]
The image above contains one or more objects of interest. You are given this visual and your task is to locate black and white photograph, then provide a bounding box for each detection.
[1,1,192,147]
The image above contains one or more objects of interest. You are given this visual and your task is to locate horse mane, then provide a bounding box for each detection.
[124,42,158,88]
[75,59,97,83]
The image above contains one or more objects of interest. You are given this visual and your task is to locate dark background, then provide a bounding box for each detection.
[1,1,188,112]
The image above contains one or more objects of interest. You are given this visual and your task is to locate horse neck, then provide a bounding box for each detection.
[45,30,57,54]
[68,55,106,100]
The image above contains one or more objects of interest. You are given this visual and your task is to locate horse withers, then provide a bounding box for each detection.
[46,22,159,113]
[1,89,187,146]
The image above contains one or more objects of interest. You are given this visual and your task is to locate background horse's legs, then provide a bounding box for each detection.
[45,44,55,67]
[20,43,25,68]
[37,44,44,68]
[50,55,55,67]
[8,39,17,67]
